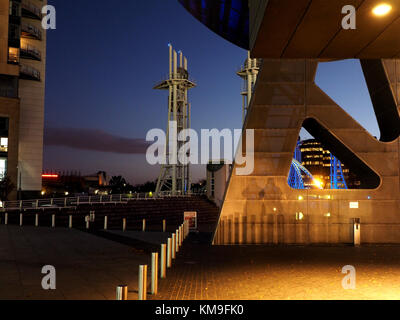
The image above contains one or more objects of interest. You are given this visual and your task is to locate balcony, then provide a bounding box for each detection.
[21,1,42,20]
[20,43,41,61]
[21,22,42,40]
[20,64,41,81]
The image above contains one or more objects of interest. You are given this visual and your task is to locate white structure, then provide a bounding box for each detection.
[237,52,261,124]
[206,161,231,208]
[154,44,196,196]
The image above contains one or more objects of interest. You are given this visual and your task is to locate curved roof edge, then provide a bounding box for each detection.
[178,0,249,50]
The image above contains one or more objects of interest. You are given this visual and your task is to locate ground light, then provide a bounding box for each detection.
[372,3,392,16]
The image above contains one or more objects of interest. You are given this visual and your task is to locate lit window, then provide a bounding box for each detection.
[0,138,8,152]
[8,47,19,64]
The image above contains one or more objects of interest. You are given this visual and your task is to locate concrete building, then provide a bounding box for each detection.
[0,0,46,199]
[181,0,400,245]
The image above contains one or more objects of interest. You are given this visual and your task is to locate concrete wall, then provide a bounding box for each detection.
[249,0,269,52]
[18,0,46,195]
[214,59,400,245]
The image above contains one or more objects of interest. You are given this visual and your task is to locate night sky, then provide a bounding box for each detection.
[44,0,380,184]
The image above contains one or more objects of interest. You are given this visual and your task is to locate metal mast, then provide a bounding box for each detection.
[154,44,196,196]
[237,52,261,124]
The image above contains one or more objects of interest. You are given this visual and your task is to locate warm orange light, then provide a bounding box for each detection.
[372,3,392,16]
[42,174,59,179]
[313,178,324,189]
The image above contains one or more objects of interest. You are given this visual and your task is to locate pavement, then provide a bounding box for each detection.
[152,234,400,300]
[0,225,152,300]
[2,225,400,300]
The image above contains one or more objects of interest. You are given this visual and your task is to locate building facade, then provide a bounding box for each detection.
[0,0,46,199]
[300,139,360,189]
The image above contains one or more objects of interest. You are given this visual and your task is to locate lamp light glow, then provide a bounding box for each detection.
[372,3,392,16]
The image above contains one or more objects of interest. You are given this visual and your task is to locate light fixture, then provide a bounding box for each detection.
[298,195,304,201]
[313,178,324,189]
[372,3,392,16]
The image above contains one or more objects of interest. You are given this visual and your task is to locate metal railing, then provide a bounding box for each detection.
[21,22,42,40]
[20,44,41,60]
[20,64,41,81]
[0,192,201,211]
[21,1,42,19]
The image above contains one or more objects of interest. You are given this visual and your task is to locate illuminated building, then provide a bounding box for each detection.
[0,0,47,199]
[300,139,360,189]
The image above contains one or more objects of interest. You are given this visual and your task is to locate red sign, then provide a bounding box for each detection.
[184,211,197,230]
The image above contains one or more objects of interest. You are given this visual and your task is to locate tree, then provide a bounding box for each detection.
[109,176,128,194]
[0,176,15,201]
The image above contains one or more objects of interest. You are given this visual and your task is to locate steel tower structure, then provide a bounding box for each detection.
[154,44,196,196]
[330,154,348,190]
[237,52,261,124]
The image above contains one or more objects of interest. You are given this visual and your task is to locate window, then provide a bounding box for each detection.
[8,47,19,64]
[0,138,8,153]
[0,158,7,181]
[9,1,21,16]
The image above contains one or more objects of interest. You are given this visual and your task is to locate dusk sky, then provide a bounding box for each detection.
[44,0,380,185]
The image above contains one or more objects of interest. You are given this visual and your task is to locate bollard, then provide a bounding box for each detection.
[167,238,172,267]
[179,226,183,245]
[69,215,73,229]
[52,215,56,228]
[116,285,128,300]
[20,213,23,226]
[35,214,39,227]
[142,219,146,232]
[104,216,108,230]
[123,218,126,232]
[163,219,166,233]
[353,218,361,246]
[85,216,90,230]
[138,265,147,300]
[151,252,158,295]
[171,234,176,259]
[176,229,180,253]
[160,244,167,278]
[4,213,8,225]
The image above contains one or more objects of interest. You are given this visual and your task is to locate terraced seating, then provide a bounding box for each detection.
[1,196,219,233]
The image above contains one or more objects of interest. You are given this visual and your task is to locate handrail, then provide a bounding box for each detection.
[21,1,42,19]
[20,44,41,60]
[21,22,43,40]
[20,64,41,81]
[0,192,206,211]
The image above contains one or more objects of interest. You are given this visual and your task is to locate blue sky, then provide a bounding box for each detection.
[44,0,379,184]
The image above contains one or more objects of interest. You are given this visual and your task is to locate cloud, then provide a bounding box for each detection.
[44,127,150,154]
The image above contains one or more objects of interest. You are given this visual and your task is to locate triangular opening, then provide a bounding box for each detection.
[288,119,381,190]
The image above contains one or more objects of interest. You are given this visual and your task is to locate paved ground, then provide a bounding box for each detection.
[0,226,152,300]
[152,234,400,300]
[2,225,400,300]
